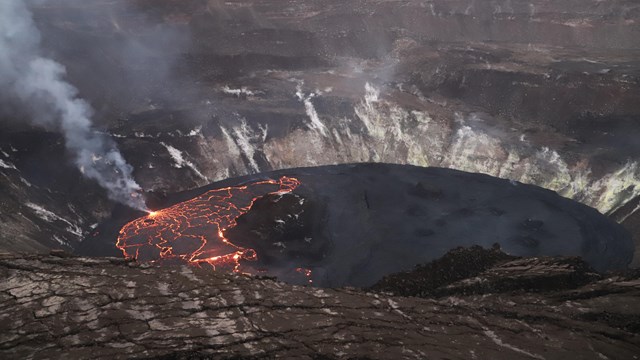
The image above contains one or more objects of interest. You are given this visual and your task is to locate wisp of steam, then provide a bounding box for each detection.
[0,0,147,211]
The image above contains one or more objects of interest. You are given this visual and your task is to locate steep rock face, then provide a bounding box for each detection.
[0,0,639,260]
[0,131,112,253]
[1,249,639,359]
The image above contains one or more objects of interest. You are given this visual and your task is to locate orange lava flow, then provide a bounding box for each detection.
[296,267,313,285]
[116,176,300,272]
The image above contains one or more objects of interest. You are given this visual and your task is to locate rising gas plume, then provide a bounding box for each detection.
[0,0,146,210]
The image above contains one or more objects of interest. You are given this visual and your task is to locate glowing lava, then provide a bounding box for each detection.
[117,176,301,273]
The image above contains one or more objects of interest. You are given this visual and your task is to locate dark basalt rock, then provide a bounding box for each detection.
[370,244,517,297]
[1,249,639,359]
[372,245,603,297]
[440,256,603,295]
[2,0,640,264]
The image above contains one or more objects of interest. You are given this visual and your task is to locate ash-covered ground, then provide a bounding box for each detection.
[0,0,639,265]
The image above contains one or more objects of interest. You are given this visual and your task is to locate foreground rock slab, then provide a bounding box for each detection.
[1,251,639,359]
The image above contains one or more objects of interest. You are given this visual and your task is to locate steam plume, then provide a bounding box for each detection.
[0,0,147,210]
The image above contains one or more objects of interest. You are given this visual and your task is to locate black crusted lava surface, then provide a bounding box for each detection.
[85,163,633,288]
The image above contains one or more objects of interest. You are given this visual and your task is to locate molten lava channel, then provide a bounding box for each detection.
[117,176,301,273]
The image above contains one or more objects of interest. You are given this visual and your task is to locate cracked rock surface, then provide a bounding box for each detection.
[1,250,639,359]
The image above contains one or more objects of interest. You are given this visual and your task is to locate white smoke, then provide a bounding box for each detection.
[0,0,147,210]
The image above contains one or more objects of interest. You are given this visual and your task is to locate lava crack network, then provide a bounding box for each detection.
[117,176,300,271]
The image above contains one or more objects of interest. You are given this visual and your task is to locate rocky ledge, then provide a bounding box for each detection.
[1,248,639,359]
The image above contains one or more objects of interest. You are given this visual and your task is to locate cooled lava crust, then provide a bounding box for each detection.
[85,163,633,287]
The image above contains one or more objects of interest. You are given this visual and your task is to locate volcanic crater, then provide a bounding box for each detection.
[2,1,640,358]
[84,163,633,288]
